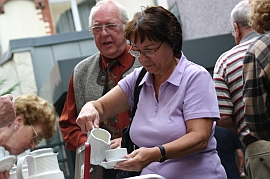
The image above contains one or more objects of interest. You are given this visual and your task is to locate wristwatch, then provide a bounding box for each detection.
[156,145,167,163]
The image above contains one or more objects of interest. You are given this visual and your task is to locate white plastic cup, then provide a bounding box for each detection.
[105,148,127,161]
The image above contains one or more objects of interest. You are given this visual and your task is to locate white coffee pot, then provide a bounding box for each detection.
[16,148,64,179]
[87,127,111,165]
[9,165,28,179]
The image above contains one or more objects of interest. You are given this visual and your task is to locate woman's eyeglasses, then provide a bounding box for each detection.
[90,24,122,35]
[129,41,164,58]
[29,123,42,145]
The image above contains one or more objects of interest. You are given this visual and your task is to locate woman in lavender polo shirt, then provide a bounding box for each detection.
[76,6,226,179]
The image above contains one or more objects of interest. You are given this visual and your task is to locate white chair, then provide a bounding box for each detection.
[124,174,166,179]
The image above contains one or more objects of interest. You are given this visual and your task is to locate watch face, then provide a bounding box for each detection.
[159,156,167,163]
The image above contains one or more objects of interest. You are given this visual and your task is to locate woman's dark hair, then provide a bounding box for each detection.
[125,6,182,58]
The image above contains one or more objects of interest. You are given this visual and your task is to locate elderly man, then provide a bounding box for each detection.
[59,0,140,178]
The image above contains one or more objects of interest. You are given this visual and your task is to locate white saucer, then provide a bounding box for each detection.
[0,155,16,172]
[99,158,127,169]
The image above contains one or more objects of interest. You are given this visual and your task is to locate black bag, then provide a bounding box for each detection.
[116,67,147,178]
[121,125,138,154]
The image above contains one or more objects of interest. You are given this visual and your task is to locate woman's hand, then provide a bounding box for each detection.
[76,86,131,133]
[0,171,10,179]
[76,102,100,133]
[110,138,122,149]
[114,147,160,172]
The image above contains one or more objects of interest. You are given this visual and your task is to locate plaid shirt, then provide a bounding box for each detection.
[243,32,270,141]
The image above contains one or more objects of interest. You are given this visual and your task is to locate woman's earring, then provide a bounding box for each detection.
[13,124,18,131]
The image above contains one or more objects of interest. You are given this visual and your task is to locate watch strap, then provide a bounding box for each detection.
[157,145,167,163]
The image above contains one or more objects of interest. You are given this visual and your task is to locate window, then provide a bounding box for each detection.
[49,0,95,33]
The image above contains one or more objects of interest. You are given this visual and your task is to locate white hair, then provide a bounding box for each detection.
[88,0,129,28]
[230,0,250,27]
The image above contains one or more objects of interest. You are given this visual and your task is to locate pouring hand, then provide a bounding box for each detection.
[76,102,100,133]
[110,137,122,149]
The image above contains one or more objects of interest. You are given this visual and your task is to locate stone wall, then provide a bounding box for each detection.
[167,0,242,40]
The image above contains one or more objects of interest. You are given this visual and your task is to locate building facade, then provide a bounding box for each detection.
[0,0,240,178]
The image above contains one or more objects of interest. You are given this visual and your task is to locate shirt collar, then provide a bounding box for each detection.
[102,45,132,67]
[167,52,186,86]
[240,31,261,44]
[141,52,186,87]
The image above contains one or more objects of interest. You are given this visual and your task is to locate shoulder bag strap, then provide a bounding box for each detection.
[131,67,147,119]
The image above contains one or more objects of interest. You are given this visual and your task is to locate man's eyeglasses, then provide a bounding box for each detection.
[230,28,235,36]
[90,24,122,35]
[129,41,164,58]
[29,123,42,145]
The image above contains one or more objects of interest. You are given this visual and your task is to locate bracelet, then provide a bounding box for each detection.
[156,145,167,163]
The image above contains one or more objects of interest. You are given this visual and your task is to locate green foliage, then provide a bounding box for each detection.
[0,78,20,96]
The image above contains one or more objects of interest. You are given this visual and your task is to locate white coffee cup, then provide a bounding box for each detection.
[105,148,127,162]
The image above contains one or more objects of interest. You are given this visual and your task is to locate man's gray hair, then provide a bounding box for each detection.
[88,0,129,28]
[230,0,250,27]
